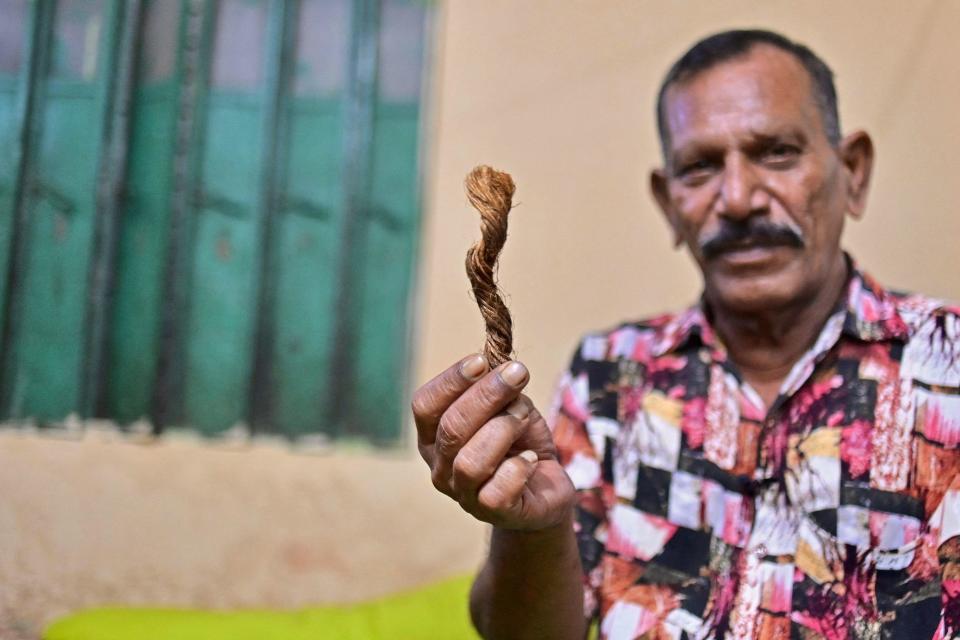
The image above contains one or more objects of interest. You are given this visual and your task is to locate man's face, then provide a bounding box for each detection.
[652,44,865,315]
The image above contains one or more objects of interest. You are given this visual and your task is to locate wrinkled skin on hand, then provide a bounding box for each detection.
[411,354,575,531]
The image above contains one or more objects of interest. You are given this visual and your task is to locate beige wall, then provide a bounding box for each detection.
[416,0,960,410]
[4,1,959,635]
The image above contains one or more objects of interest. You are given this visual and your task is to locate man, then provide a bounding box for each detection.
[412,29,960,639]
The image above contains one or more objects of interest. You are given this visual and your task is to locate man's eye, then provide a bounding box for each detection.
[763,144,800,164]
[678,160,716,179]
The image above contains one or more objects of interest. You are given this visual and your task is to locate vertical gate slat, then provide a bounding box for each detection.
[106,0,186,425]
[327,0,381,438]
[351,0,430,442]
[180,0,274,434]
[83,0,142,418]
[152,0,215,430]
[248,0,297,434]
[268,0,350,440]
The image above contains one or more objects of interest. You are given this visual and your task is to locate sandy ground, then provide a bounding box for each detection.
[0,426,487,639]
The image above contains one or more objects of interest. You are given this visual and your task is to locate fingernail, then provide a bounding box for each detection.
[460,354,487,381]
[518,450,538,464]
[506,399,529,420]
[501,362,528,387]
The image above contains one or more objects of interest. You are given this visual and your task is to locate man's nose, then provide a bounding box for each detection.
[718,155,767,219]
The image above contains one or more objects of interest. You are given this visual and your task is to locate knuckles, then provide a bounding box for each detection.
[477,483,512,513]
[430,464,453,496]
[477,459,524,512]
[410,369,469,423]
[451,450,490,490]
[472,373,513,409]
[410,386,442,423]
[434,412,466,460]
[416,441,435,467]
[451,451,480,483]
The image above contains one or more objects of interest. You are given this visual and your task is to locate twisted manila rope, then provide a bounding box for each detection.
[464,165,516,368]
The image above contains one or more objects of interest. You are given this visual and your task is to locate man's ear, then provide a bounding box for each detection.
[650,169,683,248]
[838,130,874,220]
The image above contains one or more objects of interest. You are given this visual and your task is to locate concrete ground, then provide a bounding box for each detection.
[0,426,487,639]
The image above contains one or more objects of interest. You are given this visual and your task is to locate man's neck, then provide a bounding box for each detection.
[707,257,850,406]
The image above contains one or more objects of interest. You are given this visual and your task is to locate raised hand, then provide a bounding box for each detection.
[412,354,575,531]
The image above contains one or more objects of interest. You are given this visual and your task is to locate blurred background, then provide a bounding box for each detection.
[1,0,958,636]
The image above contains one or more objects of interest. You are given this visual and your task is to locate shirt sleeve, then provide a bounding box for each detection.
[548,335,621,627]
[930,468,960,638]
[915,307,960,638]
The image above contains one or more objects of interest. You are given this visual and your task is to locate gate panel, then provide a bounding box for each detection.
[350,0,426,441]
[0,0,430,439]
[181,0,271,433]
[6,0,118,420]
[353,105,421,440]
[269,0,350,438]
[0,0,30,339]
[106,0,183,422]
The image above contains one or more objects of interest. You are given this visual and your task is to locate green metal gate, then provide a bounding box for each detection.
[0,0,431,443]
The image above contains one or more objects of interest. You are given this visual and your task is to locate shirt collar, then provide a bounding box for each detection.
[840,260,911,342]
[651,255,910,358]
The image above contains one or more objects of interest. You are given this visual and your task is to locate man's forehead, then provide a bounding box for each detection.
[662,45,822,150]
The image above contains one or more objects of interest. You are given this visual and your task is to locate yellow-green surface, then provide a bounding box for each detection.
[45,574,480,640]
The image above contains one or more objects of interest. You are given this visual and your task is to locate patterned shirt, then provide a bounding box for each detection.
[550,262,960,639]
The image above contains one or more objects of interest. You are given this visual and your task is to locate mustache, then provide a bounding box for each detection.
[699,221,805,259]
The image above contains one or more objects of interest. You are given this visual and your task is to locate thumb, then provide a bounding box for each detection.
[517,449,539,477]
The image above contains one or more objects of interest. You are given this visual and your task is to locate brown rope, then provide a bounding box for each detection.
[464,165,516,368]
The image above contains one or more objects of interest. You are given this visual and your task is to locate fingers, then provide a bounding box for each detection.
[412,353,489,447]
[477,459,576,531]
[433,361,529,468]
[450,399,530,496]
[414,357,570,530]
[475,450,539,516]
